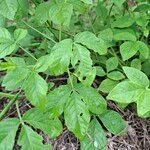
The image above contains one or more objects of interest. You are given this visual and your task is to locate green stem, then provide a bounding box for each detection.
[59,26,62,42]
[0,92,15,99]
[16,101,24,125]
[67,69,74,90]
[0,93,19,121]
[19,45,37,61]
[23,21,57,44]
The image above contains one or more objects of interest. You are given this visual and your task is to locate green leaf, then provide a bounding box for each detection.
[98,28,114,48]
[74,31,107,55]
[107,71,125,81]
[49,39,73,75]
[35,54,51,72]
[49,2,73,27]
[34,2,51,24]
[112,0,125,7]
[80,0,92,4]
[120,41,149,61]
[112,15,134,28]
[0,0,18,20]
[23,108,63,138]
[120,41,139,61]
[2,57,29,90]
[46,85,71,117]
[18,125,51,150]
[0,118,19,150]
[99,110,127,135]
[75,83,107,115]
[81,119,107,150]
[123,66,149,88]
[82,67,96,86]
[106,57,118,72]
[0,27,12,42]
[95,2,108,20]
[68,0,87,14]
[113,29,137,41]
[107,81,143,103]
[99,78,119,93]
[138,41,149,59]
[64,91,90,139]
[96,66,106,77]
[23,72,48,107]
[131,59,141,70]
[73,43,93,80]
[0,28,16,58]
[14,28,28,42]
[137,90,150,117]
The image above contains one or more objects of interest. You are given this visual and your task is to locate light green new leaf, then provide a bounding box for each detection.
[96,66,106,77]
[81,119,107,150]
[0,118,19,150]
[99,78,119,93]
[46,85,71,117]
[106,57,118,72]
[108,81,143,103]
[50,39,73,75]
[112,15,134,28]
[99,110,127,135]
[75,83,107,115]
[123,67,149,88]
[107,71,125,81]
[23,108,63,138]
[137,90,150,117]
[0,27,11,42]
[113,29,137,41]
[18,125,52,150]
[0,0,18,20]
[131,59,141,70]
[73,43,93,80]
[23,72,48,107]
[64,92,90,139]
[2,57,29,90]
[49,2,73,27]
[120,41,139,61]
[74,31,107,55]
[14,28,28,42]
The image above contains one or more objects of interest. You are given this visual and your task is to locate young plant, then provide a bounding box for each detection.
[0,0,149,149]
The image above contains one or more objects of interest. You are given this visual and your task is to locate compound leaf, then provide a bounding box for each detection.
[49,39,73,75]
[64,91,90,139]
[99,110,127,135]
[23,72,48,107]
[108,81,143,103]
[23,108,63,138]
[18,125,52,150]
[0,118,19,150]
[75,83,107,115]
[123,66,149,88]
[106,57,118,72]
[74,31,107,55]
[0,0,18,20]
[137,90,150,117]
[81,119,107,150]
